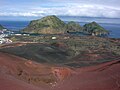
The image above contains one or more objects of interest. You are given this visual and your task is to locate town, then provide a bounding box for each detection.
[0,28,30,44]
[0,28,12,44]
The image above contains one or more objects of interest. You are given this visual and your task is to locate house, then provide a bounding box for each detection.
[0,38,12,44]
[52,36,57,40]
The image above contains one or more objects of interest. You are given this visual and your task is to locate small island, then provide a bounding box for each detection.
[83,22,109,36]
[0,15,110,45]
[22,15,109,36]
[22,15,66,34]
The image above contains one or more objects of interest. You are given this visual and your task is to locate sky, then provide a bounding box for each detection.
[0,0,120,20]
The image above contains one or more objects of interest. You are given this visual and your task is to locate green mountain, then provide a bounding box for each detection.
[65,21,83,33]
[22,15,109,36]
[22,15,66,34]
[83,22,109,36]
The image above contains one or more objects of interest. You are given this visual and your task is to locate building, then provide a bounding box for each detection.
[0,38,12,44]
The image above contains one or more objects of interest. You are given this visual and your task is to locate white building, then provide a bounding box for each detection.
[52,36,57,40]
[0,38,12,44]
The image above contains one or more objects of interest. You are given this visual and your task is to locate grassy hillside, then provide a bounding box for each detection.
[22,15,66,34]
[1,36,120,67]
[83,22,109,36]
[65,21,83,33]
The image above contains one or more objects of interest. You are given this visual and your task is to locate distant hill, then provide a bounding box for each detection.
[22,15,109,36]
[83,22,109,36]
[0,24,6,30]
[65,21,83,33]
[22,15,66,34]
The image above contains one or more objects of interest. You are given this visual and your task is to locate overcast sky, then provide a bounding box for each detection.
[0,0,120,20]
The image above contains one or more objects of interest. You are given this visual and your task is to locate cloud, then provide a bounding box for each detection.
[0,3,120,18]
[0,12,39,17]
[64,4,120,18]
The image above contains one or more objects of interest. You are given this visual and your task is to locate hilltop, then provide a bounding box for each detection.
[83,22,109,36]
[65,21,83,33]
[22,15,109,36]
[22,15,83,34]
[22,15,66,34]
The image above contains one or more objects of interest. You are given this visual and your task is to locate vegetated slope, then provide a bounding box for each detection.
[22,15,66,34]
[65,21,83,32]
[83,22,109,36]
[0,36,120,67]
[22,15,108,36]
[0,43,74,64]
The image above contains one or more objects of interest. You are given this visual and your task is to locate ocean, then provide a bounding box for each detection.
[0,16,120,38]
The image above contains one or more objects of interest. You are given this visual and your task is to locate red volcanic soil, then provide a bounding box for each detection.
[0,52,120,90]
[0,73,44,90]
[0,52,52,90]
[53,60,120,90]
